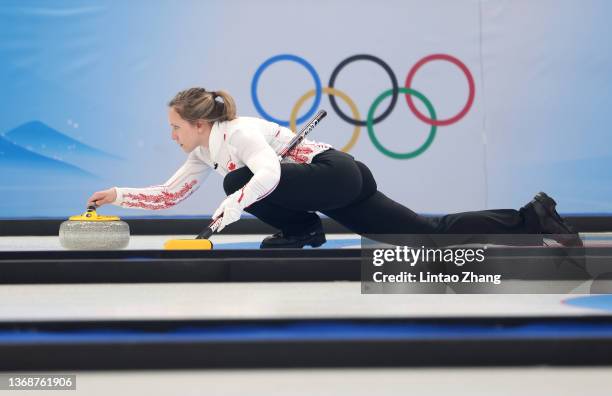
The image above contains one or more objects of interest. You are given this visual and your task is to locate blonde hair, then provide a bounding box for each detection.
[168,87,237,124]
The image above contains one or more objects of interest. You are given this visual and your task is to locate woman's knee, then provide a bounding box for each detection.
[223,167,253,195]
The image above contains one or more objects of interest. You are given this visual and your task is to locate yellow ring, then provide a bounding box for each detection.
[290,87,361,153]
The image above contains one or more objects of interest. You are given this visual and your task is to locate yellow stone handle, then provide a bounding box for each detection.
[68,206,121,222]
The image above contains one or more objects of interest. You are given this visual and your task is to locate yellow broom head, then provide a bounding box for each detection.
[164,239,213,250]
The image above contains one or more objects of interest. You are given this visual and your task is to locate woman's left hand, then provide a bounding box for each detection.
[212,191,243,231]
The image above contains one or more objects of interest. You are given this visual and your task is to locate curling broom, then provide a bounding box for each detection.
[164,110,327,250]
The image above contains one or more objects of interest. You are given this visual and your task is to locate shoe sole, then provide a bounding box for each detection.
[260,234,327,249]
[534,193,573,233]
[534,193,582,247]
[308,235,327,248]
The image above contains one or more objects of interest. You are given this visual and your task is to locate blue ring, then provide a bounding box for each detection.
[251,54,322,127]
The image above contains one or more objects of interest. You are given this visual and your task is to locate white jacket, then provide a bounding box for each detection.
[113,116,332,210]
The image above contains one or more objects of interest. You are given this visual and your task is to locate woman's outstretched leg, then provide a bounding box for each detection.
[323,161,580,246]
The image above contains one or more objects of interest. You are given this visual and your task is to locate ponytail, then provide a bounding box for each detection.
[168,87,237,124]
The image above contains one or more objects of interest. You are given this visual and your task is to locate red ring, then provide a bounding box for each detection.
[404,54,475,126]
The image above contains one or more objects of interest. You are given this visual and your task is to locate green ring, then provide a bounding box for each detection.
[367,87,437,159]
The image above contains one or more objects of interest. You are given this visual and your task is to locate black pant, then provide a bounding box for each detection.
[223,149,542,243]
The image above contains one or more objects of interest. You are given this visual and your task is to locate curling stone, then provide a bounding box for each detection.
[59,206,130,250]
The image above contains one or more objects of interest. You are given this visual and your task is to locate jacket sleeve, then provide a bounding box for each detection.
[112,151,211,210]
[228,128,281,209]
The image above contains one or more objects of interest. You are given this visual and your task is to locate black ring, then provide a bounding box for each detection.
[328,54,399,127]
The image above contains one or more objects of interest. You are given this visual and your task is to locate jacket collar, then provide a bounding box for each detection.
[208,121,225,162]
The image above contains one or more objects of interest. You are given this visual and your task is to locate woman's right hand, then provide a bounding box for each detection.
[87,188,117,208]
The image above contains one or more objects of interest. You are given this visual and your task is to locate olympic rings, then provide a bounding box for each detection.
[404,54,475,127]
[290,87,361,153]
[328,54,398,127]
[367,88,437,159]
[251,53,475,159]
[251,54,322,126]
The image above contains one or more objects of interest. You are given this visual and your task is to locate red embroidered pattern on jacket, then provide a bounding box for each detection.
[227,161,236,171]
[123,201,176,210]
[123,180,198,209]
[286,145,314,163]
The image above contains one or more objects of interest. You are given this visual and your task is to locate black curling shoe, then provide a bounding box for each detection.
[260,229,327,249]
[528,192,583,247]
